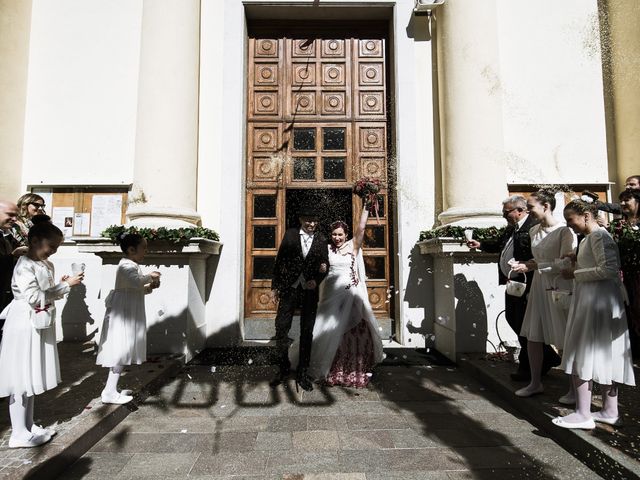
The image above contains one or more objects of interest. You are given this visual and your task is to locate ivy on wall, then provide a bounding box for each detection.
[419,226,505,242]
[102,225,220,244]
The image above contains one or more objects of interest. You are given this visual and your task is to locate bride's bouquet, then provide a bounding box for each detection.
[353,176,383,222]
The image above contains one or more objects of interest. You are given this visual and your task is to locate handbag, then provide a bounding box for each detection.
[31,298,54,329]
[506,270,527,297]
[549,278,572,311]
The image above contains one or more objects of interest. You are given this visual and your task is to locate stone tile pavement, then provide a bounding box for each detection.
[60,361,602,479]
[0,343,181,479]
[460,353,640,480]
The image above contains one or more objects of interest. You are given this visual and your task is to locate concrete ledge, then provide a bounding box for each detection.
[3,355,183,480]
[459,355,640,480]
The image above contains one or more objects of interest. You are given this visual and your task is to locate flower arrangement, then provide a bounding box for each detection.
[102,225,220,245]
[419,225,506,243]
[609,219,640,272]
[353,177,383,221]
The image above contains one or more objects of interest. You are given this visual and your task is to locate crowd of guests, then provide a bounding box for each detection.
[468,175,639,430]
[0,194,159,448]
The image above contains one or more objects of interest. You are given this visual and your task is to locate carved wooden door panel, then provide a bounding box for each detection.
[245,27,391,327]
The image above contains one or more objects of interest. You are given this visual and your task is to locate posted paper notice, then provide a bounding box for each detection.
[90,195,122,237]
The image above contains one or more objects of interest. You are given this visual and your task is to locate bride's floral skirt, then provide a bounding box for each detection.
[325,319,375,388]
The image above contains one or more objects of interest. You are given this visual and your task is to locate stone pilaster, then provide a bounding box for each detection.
[436,0,508,227]
[128,0,201,227]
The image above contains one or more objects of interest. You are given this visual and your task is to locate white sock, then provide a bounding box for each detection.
[9,394,31,440]
[103,365,123,397]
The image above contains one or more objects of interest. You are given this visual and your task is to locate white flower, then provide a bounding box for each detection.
[580,195,594,204]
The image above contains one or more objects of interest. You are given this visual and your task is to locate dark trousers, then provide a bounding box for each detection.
[505,294,560,371]
[274,285,319,373]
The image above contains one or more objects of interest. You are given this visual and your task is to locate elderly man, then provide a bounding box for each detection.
[0,200,20,342]
[467,195,561,381]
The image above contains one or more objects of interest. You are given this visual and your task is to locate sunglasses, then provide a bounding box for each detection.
[29,202,46,209]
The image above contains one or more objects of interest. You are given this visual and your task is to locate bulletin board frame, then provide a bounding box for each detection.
[30,186,129,239]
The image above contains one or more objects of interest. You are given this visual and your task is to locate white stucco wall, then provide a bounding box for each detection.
[21,0,142,187]
[496,0,609,185]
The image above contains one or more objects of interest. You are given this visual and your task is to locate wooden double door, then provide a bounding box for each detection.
[245,24,392,325]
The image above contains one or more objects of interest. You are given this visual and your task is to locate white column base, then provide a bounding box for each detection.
[438,207,506,228]
[127,204,201,228]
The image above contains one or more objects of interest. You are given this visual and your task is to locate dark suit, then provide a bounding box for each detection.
[0,233,17,342]
[272,228,329,372]
[480,215,560,372]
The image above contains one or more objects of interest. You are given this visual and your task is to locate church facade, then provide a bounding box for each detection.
[1,0,638,359]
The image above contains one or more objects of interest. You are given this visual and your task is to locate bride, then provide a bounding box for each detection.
[292,200,384,388]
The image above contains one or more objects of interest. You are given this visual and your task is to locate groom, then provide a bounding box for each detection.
[270,206,329,391]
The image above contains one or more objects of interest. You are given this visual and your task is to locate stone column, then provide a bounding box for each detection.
[436,0,508,227]
[127,0,201,227]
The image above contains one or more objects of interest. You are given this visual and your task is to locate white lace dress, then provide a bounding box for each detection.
[520,223,576,346]
[96,258,152,368]
[561,228,635,386]
[0,257,69,397]
[292,240,383,386]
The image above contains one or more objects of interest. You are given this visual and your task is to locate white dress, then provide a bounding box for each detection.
[292,240,384,381]
[520,223,576,346]
[0,256,69,397]
[96,258,151,368]
[561,228,635,386]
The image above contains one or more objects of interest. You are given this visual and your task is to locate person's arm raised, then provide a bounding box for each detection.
[352,203,369,254]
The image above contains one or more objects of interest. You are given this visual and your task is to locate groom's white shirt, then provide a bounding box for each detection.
[292,229,315,288]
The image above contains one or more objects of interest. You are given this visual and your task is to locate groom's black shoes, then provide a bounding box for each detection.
[296,369,314,392]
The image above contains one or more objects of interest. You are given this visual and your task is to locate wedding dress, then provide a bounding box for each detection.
[291,240,384,387]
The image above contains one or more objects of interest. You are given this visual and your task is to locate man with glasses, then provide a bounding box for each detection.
[0,200,20,342]
[467,195,561,381]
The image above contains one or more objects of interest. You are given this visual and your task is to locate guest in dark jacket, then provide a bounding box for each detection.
[270,206,329,391]
[467,195,561,381]
[584,174,640,215]
[0,200,20,342]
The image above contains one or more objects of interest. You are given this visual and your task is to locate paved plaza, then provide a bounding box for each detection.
[60,360,600,479]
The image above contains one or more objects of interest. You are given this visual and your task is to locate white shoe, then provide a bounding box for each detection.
[592,412,622,426]
[31,424,57,437]
[558,393,576,405]
[9,433,52,448]
[101,392,133,405]
[551,416,595,430]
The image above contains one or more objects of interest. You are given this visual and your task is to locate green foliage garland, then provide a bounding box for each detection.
[102,225,220,245]
[419,225,506,242]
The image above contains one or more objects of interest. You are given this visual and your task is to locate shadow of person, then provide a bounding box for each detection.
[453,273,488,352]
[60,283,98,342]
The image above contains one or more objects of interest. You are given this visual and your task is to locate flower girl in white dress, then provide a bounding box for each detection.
[0,216,83,448]
[552,200,635,429]
[96,233,160,404]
